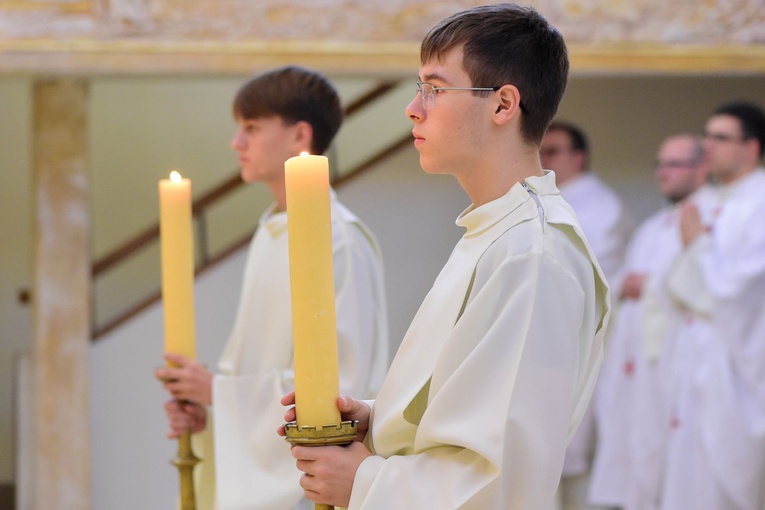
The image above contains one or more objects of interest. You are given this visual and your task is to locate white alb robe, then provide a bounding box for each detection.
[349,172,610,510]
[588,203,685,508]
[207,192,389,510]
[558,172,632,478]
[663,169,765,510]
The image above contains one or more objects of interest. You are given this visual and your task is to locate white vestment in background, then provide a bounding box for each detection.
[349,172,610,510]
[202,191,389,510]
[588,203,685,508]
[559,172,632,479]
[663,170,765,510]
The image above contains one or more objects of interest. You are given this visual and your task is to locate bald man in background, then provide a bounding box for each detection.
[588,133,707,510]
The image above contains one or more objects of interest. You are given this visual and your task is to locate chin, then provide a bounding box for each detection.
[418,156,444,175]
[240,169,262,183]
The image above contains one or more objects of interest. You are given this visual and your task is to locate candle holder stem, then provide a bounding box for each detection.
[283,421,358,510]
[172,425,201,510]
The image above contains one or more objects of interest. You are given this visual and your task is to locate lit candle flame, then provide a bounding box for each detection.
[170,170,182,183]
[300,151,310,157]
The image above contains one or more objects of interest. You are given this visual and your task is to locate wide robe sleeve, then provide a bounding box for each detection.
[351,247,598,509]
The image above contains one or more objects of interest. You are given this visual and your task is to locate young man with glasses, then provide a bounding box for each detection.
[284,4,610,509]
[659,101,765,510]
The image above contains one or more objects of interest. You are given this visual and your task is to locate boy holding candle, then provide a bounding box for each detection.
[284,4,610,509]
[157,66,389,510]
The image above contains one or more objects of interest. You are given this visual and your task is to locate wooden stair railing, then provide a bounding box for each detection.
[90,81,407,339]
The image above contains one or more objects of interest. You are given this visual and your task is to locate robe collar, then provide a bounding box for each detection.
[456,171,560,238]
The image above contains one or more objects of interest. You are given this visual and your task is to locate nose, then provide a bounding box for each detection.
[405,93,424,122]
[230,129,245,150]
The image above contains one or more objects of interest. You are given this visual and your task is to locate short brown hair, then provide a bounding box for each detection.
[547,120,590,168]
[232,66,343,155]
[421,3,568,145]
[713,101,765,159]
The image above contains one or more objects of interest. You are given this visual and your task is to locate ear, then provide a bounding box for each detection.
[744,137,761,164]
[571,148,587,170]
[492,84,524,126]
[292,120,314,153]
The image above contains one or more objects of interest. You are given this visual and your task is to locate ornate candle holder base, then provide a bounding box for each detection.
[283,421,359,510]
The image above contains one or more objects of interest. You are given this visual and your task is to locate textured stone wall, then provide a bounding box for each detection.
[0,3,763,79]
[1,0,763,44]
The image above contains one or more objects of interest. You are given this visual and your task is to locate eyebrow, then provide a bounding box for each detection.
[419,72,451,85]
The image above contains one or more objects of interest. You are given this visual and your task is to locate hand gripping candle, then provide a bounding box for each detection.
[284,153,341,429]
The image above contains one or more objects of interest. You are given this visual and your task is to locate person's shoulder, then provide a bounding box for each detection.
[564,173,626,215]
[329,198,383,257]
[585,173,625,205]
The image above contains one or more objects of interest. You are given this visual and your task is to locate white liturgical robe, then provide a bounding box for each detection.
[558,172,631,477]
[588,202,688,508]
[348,171,610,510]
[558,172,631,287]
[663,169,765,510]
[205,191,388,510]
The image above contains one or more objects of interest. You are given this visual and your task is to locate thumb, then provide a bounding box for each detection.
[164,352,188,367]
[338,396,364,418]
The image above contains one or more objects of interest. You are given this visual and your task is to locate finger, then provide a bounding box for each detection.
[164,399,181,411]
[164,353,189,367]
[338,396,367,420]
[284,406,296,423]
[295,459,315,474]
[158,367,183,382]
[291,445,320,461]
[299,476,321,502]
[156,368,179,382]
[281,390,296,406]
[181,401,200,414]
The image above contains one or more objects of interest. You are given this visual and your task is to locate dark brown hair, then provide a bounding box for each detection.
[713,101,765,159]
[421,3,568,144]
[232,66,343,155]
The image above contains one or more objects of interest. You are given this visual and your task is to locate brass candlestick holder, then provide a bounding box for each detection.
[283,420,359,510]
[158,369,201,510]
[173,427,201,510]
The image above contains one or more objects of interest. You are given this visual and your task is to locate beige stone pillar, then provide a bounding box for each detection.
[30,79,91,510]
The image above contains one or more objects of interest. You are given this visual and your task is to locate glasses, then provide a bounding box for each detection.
[540,146,573,158]
[416,82,529,114]
[655,159,698,171]
[703,132,747,144]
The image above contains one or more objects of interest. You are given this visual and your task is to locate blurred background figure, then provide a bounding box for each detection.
[662,101,765,510]
[541,120,633,510]
[588,133,707,510]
